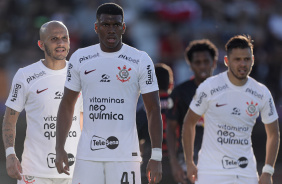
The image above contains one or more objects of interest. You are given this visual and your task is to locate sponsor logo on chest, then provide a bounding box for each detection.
[90,135,119,151]
[222,156,248,169]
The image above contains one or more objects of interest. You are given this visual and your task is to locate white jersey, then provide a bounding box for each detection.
[190,71,278,177]
[5,60,83,178]
[65,43,158,162]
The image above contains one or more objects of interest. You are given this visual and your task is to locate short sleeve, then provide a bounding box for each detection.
[189,82,209,116]
[138,52,159,94]
[260,87,278,124]
[65,51,81,92]
[5,69,26,112]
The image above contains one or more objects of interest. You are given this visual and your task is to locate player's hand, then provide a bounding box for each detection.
[171,161,187,184]
[55,149,70,175]
[146,159,162,184]
[6,154,22,180]
[186,162,197,183]
[259,173,272,184]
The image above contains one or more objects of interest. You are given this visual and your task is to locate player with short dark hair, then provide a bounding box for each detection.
[55,3,163,184]
[182,35,280,184]
[166,39,217,184]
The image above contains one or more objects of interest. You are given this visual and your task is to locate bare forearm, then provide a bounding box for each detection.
[148,110,163,148]
[166,120,178,162]
[182,122,195,164]
[265,131,280,167]
[2,108,19,149]
[142,91,163,148]
[56,101,75,150]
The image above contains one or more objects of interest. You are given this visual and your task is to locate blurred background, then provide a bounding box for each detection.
[0,0,282,183]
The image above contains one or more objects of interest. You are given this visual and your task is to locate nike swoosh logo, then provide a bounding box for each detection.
[216,103,227,107]
[37,88,48,94]
[84,69,96,75]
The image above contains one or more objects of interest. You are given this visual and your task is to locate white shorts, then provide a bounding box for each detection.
[17,175,71,184]
[72,159,141,184]
[195,173,258,184]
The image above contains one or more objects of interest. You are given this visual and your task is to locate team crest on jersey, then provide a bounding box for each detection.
[246,101,258,117]
[23,175,35,184]
[116,65,131,83]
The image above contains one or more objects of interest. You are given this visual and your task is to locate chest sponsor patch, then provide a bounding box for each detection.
[222,155,248,169]
[90,135,119,151]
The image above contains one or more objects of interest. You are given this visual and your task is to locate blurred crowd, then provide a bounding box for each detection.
[1,0,282,114]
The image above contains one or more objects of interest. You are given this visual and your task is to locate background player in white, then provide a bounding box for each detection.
[2,21,83,184]
[166,39,218,184]
[182,35,280,184]
[55,3,163,184]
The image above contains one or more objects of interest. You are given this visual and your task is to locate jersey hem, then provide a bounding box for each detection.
[76,156,142,162]
[21,172,72,178]
[198,170,258,178]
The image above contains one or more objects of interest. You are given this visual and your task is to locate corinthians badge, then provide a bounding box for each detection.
[246,101,258,117]
[116,65,131,83]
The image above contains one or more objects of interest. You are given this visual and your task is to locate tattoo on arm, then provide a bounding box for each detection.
[10,109,16,115]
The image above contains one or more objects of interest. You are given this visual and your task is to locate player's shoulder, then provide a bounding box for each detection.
[14,60,47,84]
[119,44,151,63]
[247,76,266,87]
[246,76,270,94]
[20,60,42,71]
[18,60,46,76]
[71,44,100,63]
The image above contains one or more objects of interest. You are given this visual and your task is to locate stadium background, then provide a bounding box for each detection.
[0,0,281,183]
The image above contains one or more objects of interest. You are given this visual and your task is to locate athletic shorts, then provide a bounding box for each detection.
[195,173,258,184]
[72,159,141,184]
[17,175,71,184]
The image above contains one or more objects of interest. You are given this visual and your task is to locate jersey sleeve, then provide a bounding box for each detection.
[138,52,159,94]
[5,69,26,112]
[189,81,209,116]
[260,87,278,124]
[65,51,81,92]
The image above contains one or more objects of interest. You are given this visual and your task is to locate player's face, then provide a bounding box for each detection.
[43,25,70,61]
[190,51,216,83]
[95,14,125,52]
[225,48,254,85]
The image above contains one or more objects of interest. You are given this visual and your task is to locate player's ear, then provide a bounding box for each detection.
[38,40,44,51]
[94,23,98,33]
[252,55,254,66]
[224,56,228,67]
[122,23,126,34]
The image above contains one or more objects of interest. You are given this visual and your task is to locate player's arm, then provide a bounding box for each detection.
[167,118,187,183]
[182,108,201,183]
[259,119,280,184]
[142,90,163,184]
[2,107,22,180]
[55,87,80,175]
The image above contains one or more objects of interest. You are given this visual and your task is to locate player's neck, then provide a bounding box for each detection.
[41,59,66,70]
[227,71,248,86]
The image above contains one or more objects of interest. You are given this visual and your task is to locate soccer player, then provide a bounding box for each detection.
[55,3,163,184]
[182,35,280,184]
[2,21,83,184]
[136,63,175,184]
[166,39,218,184]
